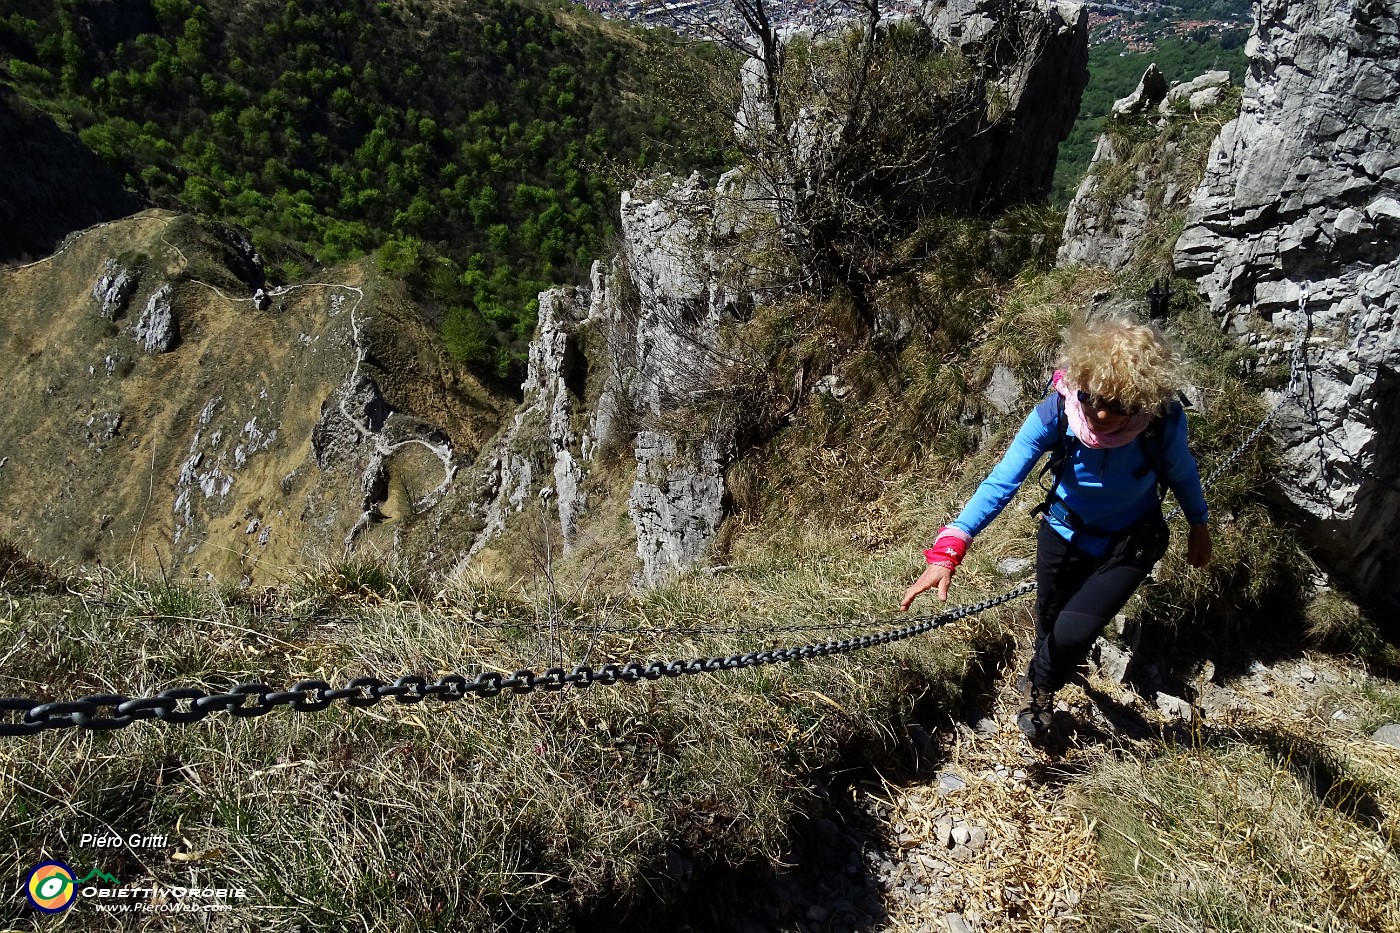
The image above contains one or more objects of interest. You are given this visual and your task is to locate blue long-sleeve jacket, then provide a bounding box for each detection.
[949,403,1209,556]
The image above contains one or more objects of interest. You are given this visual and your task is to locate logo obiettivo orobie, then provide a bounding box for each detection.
[25,861,78,913]
[24,864,122,914]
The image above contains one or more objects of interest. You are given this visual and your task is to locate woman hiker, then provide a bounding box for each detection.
[899,316,1213,741]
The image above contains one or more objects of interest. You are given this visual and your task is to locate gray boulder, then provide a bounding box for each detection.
[92,259,140,320]
[133,284,176,353]
[1160,70,1232,115]
[1112,63,1168,117]
[1373,723,1400,749]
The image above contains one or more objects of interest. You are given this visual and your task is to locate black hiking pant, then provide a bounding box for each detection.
[1028,514,1169,693]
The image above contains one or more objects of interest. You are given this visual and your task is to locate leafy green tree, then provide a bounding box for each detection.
[442,305,493,367]
[4,0,726,382]
[183,174,223,213]
[57,12,82,94]
[376,236,422,279]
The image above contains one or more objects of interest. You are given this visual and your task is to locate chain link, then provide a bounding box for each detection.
[0,583,1036,737]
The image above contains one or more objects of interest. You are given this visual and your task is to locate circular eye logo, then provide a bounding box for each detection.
[26,861,77,913]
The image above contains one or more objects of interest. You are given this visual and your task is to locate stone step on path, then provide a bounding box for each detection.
[855,722,1097,933]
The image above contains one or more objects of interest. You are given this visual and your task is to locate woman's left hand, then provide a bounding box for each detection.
[901,563,954,610]
[1187,524,1212,567]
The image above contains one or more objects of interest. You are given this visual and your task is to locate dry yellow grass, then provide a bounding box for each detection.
[0,531,1018,929]
[0,212,502,585]
[1065,654,1400,933]
[869,728,1102,932]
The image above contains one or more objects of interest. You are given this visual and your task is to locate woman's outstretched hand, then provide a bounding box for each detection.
[900,563,954,610]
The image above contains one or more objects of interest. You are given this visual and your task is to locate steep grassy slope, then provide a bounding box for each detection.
[0,211,504,582]
[0,526,1017,928]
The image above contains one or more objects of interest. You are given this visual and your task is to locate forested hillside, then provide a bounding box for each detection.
[0,0,728,382]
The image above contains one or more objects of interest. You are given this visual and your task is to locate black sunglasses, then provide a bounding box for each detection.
[1076,389,1141,416]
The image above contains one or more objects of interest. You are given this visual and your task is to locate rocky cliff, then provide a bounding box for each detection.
[923,0,1090,209]
[458,172,751,586]
[1058,66,1236,272]
[1175,0,1400,611]
[457,0,1090,586]
[1061,0,1400,609]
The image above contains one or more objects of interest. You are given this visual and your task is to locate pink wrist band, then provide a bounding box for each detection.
[923,527,969,570]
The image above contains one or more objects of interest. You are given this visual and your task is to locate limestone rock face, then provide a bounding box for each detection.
[311,374,391,470]
[92,259,140,320]
[469,281,598,559]
[134,284,177,353]
[1058,65,1229,271]
[629,431,728,583]
[922,0,1090,209]
[464,173,746,585]
[1172,0,1400,608]
[1058,133,1147,271]
[616,175,743,585]
[464,2,1090,586]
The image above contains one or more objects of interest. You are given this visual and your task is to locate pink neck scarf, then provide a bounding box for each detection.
[1053,371,1152,450]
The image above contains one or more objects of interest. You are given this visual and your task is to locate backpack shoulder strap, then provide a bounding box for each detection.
[1034,391,1063,428]
[1030,393,1071,519]
[1032,392,1069,474]
[1132,399,1184,496]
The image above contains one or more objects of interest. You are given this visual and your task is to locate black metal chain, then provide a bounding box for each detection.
[243,610,951,639]
[0,583,1035,737]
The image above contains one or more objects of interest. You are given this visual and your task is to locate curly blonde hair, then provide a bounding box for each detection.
[1057,315,1180,415]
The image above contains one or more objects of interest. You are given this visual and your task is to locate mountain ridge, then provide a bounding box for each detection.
[0,209,502,581]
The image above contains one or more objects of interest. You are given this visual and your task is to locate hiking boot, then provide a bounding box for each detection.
[1017,680,1055,741]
